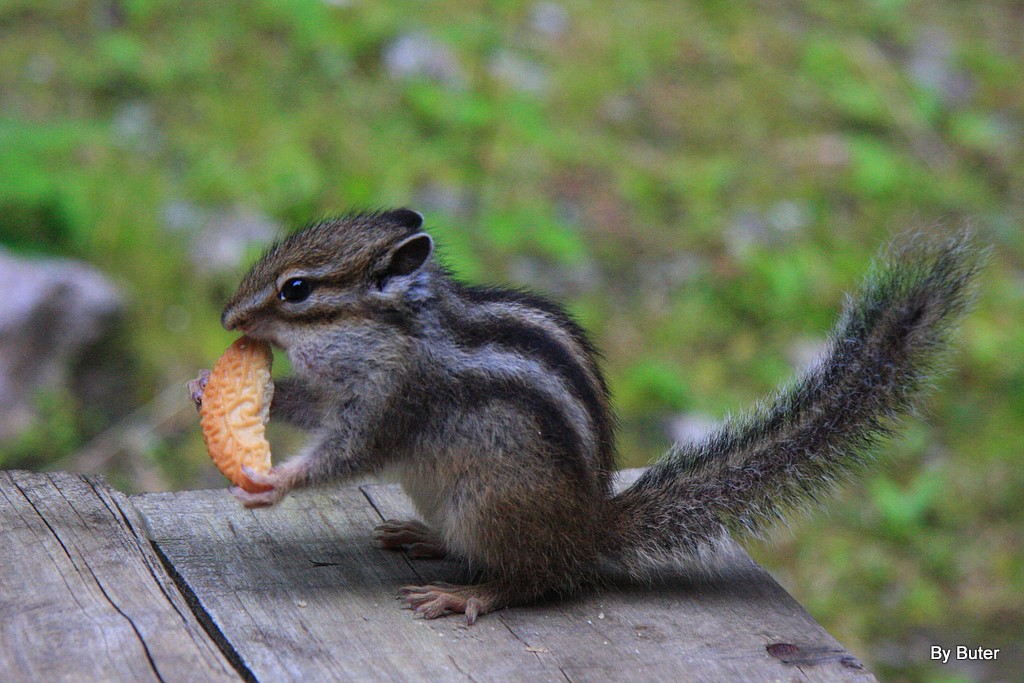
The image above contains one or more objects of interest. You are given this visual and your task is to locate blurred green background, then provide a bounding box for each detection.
[1,1,1021,680]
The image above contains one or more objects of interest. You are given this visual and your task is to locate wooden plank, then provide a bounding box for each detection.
[365,479,876,683]
[133,485,569,681]
[134,470,876,682]
[0,471,238,682]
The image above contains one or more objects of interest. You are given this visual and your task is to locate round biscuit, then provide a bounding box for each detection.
[200,336,274,492]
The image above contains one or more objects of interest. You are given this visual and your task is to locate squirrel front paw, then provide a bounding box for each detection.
[186,369,211,412]
[231,464,293,508]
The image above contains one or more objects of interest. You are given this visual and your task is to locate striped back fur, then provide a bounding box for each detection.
[439,282,617,491]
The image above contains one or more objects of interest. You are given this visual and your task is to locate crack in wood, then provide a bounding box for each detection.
[102,481,230,663]
[446,653,478,682]
[10,474,164,681]
[9,475,90,610]
[79,552,166,683]
[359,484,428,584]
[497,615,572,682]
[150,541,257,683]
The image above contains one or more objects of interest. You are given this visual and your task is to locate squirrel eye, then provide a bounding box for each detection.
[279,278,313,303]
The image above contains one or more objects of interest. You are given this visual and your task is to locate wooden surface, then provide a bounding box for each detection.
[0,470,236,682]
[1,470,876,682]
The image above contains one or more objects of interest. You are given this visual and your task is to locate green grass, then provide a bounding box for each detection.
[1,2,1022,679]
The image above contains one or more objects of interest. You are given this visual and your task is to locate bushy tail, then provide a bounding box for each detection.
[605,232,984,573]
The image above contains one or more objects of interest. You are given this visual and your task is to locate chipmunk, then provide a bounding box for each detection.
[189,208,981,623]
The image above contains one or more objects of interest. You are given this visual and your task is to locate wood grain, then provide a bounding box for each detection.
[366,479,876,683]
[0,471,237,682]
[134,484,570,681]
[133,470,877,682]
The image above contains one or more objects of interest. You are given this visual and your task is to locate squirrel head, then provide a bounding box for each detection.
[221,209,434,347]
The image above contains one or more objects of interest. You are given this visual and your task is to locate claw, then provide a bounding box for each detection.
[241,464,278,487]
[398,584,484,624]
[187,369,211,412]
[231,465,292,508]
[465,597,481,624]
[230,485,282,508]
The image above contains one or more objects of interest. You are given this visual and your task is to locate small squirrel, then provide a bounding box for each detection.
[190,209,982,623]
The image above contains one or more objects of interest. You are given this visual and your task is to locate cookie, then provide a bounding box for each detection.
[199,336,274,492]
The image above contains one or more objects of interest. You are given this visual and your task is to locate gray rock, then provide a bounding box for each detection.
[507,255,602,298]
[383,32,465,88]
[0,249,123,440]
[726,200,809,256]
[489,49,550,95]
[25,53,56,85]
[907,27,974,106]
[786,337,828,372]
[112,101,163,155]
[195,209,281,272]
[412,183,471,218]
[162,201,282,273]
[767,199,810,235]
[599,94,636,124]
[667,413,718,446]
[530,2,570,39]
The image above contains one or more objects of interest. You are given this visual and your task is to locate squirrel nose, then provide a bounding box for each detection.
[221,307,248,331]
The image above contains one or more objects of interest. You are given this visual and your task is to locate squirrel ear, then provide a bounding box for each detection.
[385,208,424,230]
[384,233,433,280]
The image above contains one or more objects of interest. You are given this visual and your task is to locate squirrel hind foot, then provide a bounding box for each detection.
[400,583,503,624]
